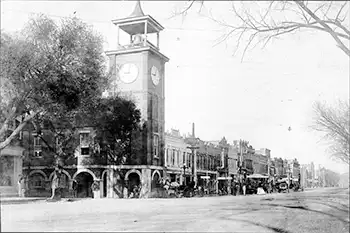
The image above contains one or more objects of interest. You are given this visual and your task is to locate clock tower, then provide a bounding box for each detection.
[105,1,169,167]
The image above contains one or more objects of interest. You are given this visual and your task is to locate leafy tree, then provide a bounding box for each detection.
[175,1,349,61]
[77,95,146,198]
[86,95,147,166]
[323,168,340,187]
[311,100,350,165]
[0,14,109,152]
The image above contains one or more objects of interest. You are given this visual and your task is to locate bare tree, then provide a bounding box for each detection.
[175,1,349,61]
[311,100,350,165]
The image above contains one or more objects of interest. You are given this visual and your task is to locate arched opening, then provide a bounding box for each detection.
[127,173,141,198]
[151,172,160,190]
[151,172,161,198]
[75,172,94,198]
[50,172,70,198]
[103,172,107,198]
[28,173,46,197]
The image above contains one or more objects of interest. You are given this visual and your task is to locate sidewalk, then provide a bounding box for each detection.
[0,196,90,205]
[0,197,47,205]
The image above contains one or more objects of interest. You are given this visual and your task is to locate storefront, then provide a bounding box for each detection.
[217,176,232,194]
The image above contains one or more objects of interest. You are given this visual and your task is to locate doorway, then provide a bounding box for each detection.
[75,172,94,198]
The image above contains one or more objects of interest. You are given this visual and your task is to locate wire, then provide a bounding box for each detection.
[1,8,221,32]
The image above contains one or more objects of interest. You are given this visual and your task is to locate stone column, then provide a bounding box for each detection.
[216,172,219,194]
[140,168,151,198]
[107,169,114,198]
[93,179,101,199]
[99,179,104,198]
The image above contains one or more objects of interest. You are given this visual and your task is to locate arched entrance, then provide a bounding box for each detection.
[127,173,141,198]
[151,172,160,190]
[75,172,94,198]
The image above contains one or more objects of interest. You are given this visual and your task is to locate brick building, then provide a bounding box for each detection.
[253,148,271,175]
[20,1,171,199]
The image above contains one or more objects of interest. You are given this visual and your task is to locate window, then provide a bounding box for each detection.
[166,149,170,165]
[33,135,42,157]
[34,151,42,157]
[176,150,179,167]
[34,136,41,146]
[31,174,44,188]
[81,148,90,156]
[172,149,175,166]
[80,132,90,155]
[183,152,186,167]
[187,153,191,167]
[153,134,159,158]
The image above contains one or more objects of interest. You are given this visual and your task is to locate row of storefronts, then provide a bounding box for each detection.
[2,122,303,198]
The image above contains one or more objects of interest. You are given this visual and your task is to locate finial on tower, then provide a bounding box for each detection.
[129,0,145,18]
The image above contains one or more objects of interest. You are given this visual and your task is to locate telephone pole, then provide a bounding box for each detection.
[187,123,199,185]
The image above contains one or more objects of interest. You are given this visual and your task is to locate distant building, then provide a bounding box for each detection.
[253,148,271,175]
[273,158,284,177]
[227,144,238,177]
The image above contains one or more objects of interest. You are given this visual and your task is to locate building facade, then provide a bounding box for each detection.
[21,2,171,199]
[253,148,271,175]
[164,129,192,185]
[0,118,26,197]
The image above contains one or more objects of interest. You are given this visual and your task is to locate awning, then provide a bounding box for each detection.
[200,176,210,179]
[247,174,269,179]
[217,177,232,180]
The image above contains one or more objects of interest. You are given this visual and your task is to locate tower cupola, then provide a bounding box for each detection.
[111,0,165,52]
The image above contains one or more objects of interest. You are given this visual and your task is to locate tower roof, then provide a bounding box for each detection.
[112,1,164,35]
[129,0,145,18]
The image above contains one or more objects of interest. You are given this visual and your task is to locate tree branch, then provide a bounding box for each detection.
[0,109,42,151]
[295,1,350,57]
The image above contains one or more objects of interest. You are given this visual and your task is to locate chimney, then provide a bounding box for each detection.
[192,122,195,138]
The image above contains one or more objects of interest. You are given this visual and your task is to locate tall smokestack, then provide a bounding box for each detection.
[192,122,195,138]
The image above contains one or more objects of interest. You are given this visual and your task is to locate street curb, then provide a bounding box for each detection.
[0,198,46,205]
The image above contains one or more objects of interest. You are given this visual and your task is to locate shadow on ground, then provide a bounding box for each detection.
[260,203,349,224]
[228,218,293,233]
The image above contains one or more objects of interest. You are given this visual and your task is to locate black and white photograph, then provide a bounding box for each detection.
[0,1,349,232]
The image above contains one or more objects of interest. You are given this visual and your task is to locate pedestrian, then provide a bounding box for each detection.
[123,186,128,198]
[50,166,62,200]
[268,181,273,194]
[72,179,78,198]
[242,180,246,196]
[18,174,25,197]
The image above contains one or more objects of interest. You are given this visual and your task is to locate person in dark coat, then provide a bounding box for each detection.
[72,179,78,198]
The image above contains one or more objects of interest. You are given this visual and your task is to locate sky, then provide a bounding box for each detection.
[1,1,349,174]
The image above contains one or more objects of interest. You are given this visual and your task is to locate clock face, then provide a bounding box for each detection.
[118,63,139,84]
[151,66,160,86]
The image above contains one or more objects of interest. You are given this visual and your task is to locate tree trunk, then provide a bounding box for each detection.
[0,110,41,152]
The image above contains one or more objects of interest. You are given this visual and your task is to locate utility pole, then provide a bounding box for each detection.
[238,139,244,194]
[187,123,199,186]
